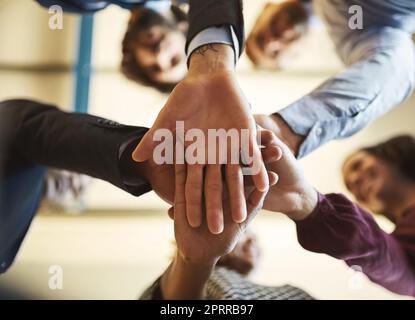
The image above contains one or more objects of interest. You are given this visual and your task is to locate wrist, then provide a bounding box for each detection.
[270,114,304,157]
[177,251,219,269]
[188,44,235,76]
[135,160,152,184]
[161,252,216,300]
[119,138,152,184]
[289,187,319,221]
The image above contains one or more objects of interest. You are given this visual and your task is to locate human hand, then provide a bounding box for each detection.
[138,129,282,209]
[254,113,304,157]
[170,128,281,264]
[259,132,318,221]
[171,172,278,266]
[133,44,268,234]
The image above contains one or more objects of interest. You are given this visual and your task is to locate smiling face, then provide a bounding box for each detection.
[246,1,308,68]
[217,231,261,276]
[342,151,407,221]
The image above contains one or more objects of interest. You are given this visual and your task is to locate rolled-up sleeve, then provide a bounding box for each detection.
[278,10,415,158]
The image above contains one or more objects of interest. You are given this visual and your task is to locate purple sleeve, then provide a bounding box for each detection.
[296,193,415,297]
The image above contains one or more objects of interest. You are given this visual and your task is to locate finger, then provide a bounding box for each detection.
[258,128,275,146]
[262,145,283,164]
[168,207,174,220]
[132,129,159,162]
[245,188,267,224]
[204,164,224,234]
[257,128,283,163]
[268,171,279,186]
[244,170,278,187]
[174,162,187,223]
[225,164,246,223]
[248,139,269,192]
[185,164,204,227]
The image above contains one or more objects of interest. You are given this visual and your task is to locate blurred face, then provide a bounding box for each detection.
[217,231,261,276]
[134,24,187,85]
[246,2,306,68]
[342,151,406,220]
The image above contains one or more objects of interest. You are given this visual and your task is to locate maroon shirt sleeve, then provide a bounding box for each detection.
[295,193,415,297]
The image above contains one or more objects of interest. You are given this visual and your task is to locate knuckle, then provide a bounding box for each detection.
[206,182,222,193]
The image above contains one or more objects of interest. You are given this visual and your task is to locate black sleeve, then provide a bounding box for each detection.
[186,0,244,56]
[0,99,151,197]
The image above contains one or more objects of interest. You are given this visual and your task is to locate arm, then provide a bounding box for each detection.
[155,186,273,300]
[141,129,281,300]
[0,99,151,196]
[133,43,269,235]
[152,188,268,300]
[296,193,415,297]
[262,137,415,296]
[160,253,216,300]
[133,0,262,235]
[260,0,415,158]
[279,28,415,157]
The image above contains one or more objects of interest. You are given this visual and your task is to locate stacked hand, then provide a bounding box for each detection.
[133,44,269,234]
[132,41,317,266]
[254,113,304,157]
[171,128,282,265]
[260,134,318,221]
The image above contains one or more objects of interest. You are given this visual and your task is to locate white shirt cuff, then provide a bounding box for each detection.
[186,26,240,66]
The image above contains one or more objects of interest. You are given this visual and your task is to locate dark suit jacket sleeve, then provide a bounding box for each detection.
[0,99,151,197]
[186,0,244,55]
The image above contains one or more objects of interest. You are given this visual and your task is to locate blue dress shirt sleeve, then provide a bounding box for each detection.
[278,0,415,158]
[186,26,240,65]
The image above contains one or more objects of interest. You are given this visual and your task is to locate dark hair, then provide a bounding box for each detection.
[273,0,310,32]
[246,0,309,66]
[121,5,187,93]
[362,135,415,183]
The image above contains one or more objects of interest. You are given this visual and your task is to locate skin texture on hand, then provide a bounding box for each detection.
[160,173,274,300]
[140,129,282,215]
[133,44,268,235]
[158,129,281,300]
[260,133,318,221]
[254,113,304,157]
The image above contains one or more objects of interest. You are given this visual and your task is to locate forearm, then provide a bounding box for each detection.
[296,193,415,296]
[278,29,415,158]
[1,99,151,196]
[160,253,217,300]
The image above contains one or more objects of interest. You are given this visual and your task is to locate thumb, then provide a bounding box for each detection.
[168,206,174,220]
[132,128,159,162]
[244,188,267,227]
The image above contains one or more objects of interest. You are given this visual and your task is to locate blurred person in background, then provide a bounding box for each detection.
[35,1,189,93]
[40,170,91,212]
[121,2,188,92]
[251,0,415,161]
[342,135,415,260]
[342,136,415,225]
[259,133,415,297]
[246,0,311,69]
